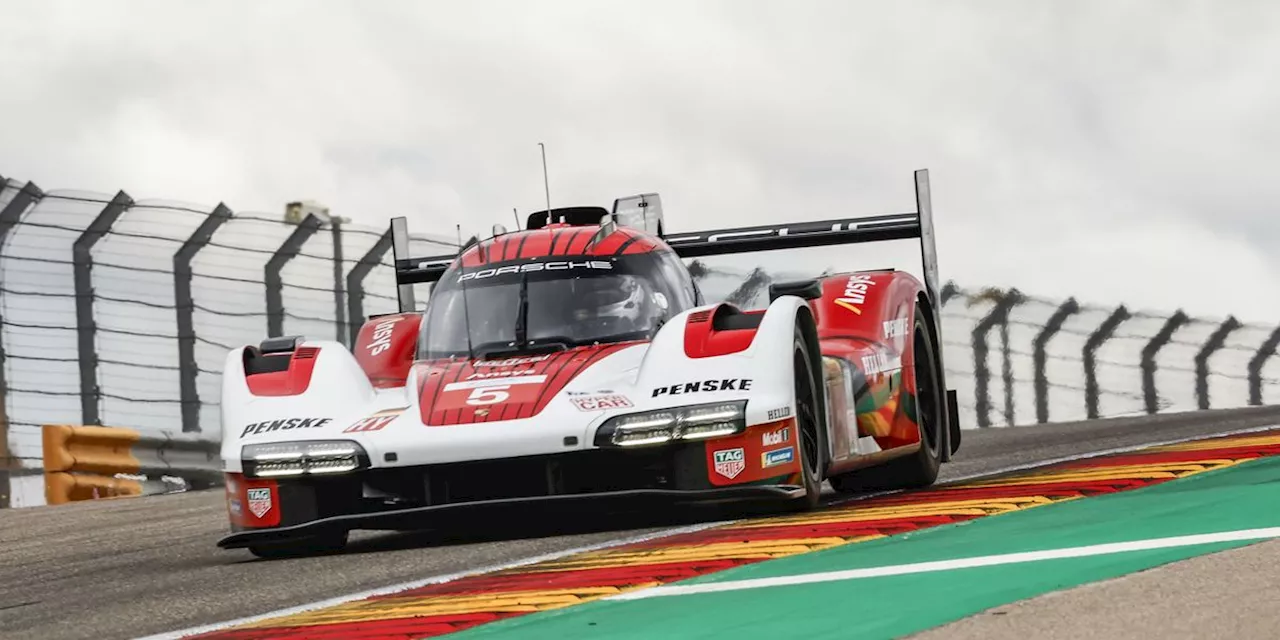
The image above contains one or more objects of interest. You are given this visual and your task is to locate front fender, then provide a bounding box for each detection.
[634,297,813,427]
[219,340,379,470]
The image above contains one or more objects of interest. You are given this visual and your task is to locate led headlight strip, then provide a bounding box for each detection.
[241,440,370,478]
[594,400,748,447]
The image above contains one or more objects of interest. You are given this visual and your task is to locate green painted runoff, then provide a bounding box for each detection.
[450,455,1280,640]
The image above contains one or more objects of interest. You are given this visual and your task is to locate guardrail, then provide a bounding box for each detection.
[40,425,220,505]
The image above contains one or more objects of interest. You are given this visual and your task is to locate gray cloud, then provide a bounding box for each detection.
[3,0,1279,322]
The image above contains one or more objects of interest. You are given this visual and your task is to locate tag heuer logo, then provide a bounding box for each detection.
[246,487,272,518]
[713,448,746,479]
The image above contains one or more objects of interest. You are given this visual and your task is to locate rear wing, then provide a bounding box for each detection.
[667,169,943,313]
[390,169,942,316]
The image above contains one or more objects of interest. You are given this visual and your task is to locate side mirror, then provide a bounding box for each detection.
[768,279,823,302]
[612,193,664,236]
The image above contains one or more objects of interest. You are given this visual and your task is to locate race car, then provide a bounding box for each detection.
[216,169,961,558]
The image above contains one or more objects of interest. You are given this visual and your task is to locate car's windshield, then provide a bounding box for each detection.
[419,250,694,360]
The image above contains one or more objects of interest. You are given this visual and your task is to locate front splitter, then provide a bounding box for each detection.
[217,484,803,549]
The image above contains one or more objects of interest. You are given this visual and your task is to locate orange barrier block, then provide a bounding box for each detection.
[44,471,143,505]
[42,425,143,504]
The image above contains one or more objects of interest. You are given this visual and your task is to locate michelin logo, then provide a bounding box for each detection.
[761,446,795,468]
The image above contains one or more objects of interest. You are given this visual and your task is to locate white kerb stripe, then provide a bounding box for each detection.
[609,526,1280,601]
[134,520,732,640]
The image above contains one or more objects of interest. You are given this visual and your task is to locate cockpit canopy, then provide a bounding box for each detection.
[419,249,697,360]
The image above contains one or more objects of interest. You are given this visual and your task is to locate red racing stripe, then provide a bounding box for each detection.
[197,613,521,640]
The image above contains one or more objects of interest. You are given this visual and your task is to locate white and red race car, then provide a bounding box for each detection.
[217,169,961,557]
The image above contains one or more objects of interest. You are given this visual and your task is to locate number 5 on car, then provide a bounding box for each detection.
[439,375,548,409]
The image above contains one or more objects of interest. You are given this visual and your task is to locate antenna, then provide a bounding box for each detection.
[512,207,520,230]
[538,142,553,221]
[455,224,476,360]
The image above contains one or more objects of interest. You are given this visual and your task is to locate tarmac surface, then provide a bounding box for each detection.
[3,405,1279,640]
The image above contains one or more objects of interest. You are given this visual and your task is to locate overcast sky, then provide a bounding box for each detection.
[3,0,1279,323]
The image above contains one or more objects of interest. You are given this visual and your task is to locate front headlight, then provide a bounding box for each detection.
[241,440,369,478]
[594,401,747,447]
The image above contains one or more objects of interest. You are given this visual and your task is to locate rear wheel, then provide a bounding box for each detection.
[829,305,942,493]
[790,324,824,511]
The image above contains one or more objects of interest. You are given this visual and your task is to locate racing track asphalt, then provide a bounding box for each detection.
[3,405,1280,640]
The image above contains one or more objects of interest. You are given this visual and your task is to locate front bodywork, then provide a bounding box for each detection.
[218,169,959,550]
[217,295,815,548]
[217,268,933,549]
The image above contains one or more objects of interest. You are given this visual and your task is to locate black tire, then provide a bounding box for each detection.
[790,323,824,511]
[248,530,349,560]
[829,305,942,493]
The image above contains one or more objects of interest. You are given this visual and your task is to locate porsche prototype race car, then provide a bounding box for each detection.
[216,169,961,557]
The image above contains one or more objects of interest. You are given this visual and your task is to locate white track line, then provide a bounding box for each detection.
[134,520,731,640]
[610,526,1280,600]
[141,422,1279,639]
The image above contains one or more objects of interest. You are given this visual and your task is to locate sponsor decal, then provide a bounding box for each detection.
[344,407,407,433]
[240,417,332,438]
[713,448,746,479]
[833,274,876,315]
[228,497,242,516]
[762,446,796,468]
[766,406,792,421]
[442,374,548,406]
[651,378,753,398]
[467,368,538,380]
[861,351,903,376]
[457,260,612,283]
[762,426,791,446]
[473,354,551,368]
[883,318,908,339]
[246,487,272,518]
[367,316,402,356]
[570,394,634,411]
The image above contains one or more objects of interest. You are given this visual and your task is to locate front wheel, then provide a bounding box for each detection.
[790,324,824,511]
[829,305,943,493]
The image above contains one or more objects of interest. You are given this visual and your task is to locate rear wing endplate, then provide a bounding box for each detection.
[389,168,943,315]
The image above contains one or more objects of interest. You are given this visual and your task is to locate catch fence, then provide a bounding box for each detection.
[1,172,1277,506]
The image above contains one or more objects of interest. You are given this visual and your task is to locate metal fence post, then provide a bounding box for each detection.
[346,229,393,345]
[940,281,960,306]
[74,191,134,426]
[1083,305,1130,420]
[331,219,347,345]
[265,214,322,338]
[174,204,233,433]
[0,181,43,507]
[1195,316,1242,410]
[970,289,1023,428]
[1140,311,1189,414]
[1248,325,1280,406]
[726,268,769,307]
[1032,298,1079,423]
